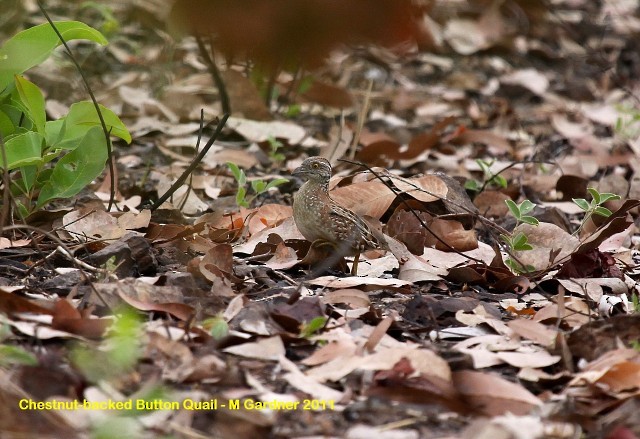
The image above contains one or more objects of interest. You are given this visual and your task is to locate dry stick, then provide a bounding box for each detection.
[0,134,10,234]
[348,79,374,160]
[2,224,111,310]
[176,110,206,211]
[151,114,229,211]
[37,3,117,212]
[195,35,231,115]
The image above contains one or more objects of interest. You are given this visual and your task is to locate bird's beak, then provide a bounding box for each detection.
[292,166,306,177]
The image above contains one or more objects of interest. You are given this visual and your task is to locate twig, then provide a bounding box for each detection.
[151,113,229,211]
[37,3,117,212]
[348,79,374,160]
[0,133,10,232]
[195,35,231,115]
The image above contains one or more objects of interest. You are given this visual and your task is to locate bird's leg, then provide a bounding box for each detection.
[351,252,361,275]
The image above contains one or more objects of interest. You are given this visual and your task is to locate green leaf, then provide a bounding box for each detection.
[297,76,314,94]
[265,178,288,191]
[300,316,327,338]
[520,215,539,226]
[2,131,44,169]
[0,21,107,91]
[587,187,601,204]
[598,192,621,204]
[44,119,64,147]
[202,315,229,340]
[505,199,520,218]
[0,345,38,366]
[512,232,526,247]
[14,76,45,134]
[36,126,107,208]
[235,186,248,208]
[518,199,536,215]
[54,101,131,148]
[593,206,613,217]
[0,108,16,137]
[494,175,508,189]
[572,198,590,211]
[251,180,266,194]
[464,179,480,191]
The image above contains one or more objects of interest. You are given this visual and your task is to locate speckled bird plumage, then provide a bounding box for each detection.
[292,157,382,257]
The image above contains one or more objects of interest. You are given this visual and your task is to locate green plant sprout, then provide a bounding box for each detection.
[267,136,285,162]
[71,307,143,383]
[299,316,327,339]
[465,159,508,192]
[572,187,621,236]
[0,21,131,218]
[227,162,288,208]
[614,103,640,140]
[201,314,229,340]
[0,320,37,367]
[501,199,539,273]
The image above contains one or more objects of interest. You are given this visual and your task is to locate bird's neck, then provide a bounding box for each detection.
[303,177,329,194]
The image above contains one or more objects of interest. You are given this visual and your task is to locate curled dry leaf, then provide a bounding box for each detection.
[247,204,293,235]
[391,174,448,203]
[321,289,371,309]
[453,370,542,416]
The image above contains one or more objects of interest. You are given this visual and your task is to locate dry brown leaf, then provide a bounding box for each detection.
[330,180,396,218]
[392,174,448,203]
[322,289,370,309]
[513,222,580,271]
[223,336,286,360]
[453,370,542,416]
[507,319,557,347]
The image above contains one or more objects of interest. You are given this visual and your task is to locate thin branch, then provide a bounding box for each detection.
[195,35,231,115]
[151,113,230,211]
[37,4,117,212]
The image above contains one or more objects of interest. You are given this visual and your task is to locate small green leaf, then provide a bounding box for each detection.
[300,316,327,338]
[202,316,229,340]
[227,162,241,181]
[518,199,536,215]
[593,206,613,217]
[520,216,539,226]
[505,199,520,218]
[572,198,590,211]
[265,178,288,191]
[2,131,44,169]
[587,187,601,204]
[297,76,314,94]
[0,345,38,366]
[464,179,480,191]
[493,174,508,189]
[598,192,621,204]
[14,76,45,134]
[235,186,248,208]
[251,180,266,194]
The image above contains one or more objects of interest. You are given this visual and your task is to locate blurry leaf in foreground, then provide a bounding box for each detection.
[169,0,421,68]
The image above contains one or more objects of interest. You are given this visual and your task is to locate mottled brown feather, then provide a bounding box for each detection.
[292,157,384,256]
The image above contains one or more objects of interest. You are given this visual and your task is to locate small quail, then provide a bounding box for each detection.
[292,156,385,274]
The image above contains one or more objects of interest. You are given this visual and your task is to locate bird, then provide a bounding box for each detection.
[291,156,385,275]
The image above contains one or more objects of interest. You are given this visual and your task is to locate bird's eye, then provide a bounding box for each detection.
[312,163,319,168]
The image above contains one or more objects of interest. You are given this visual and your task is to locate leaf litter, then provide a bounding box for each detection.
[3,0,640,438]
